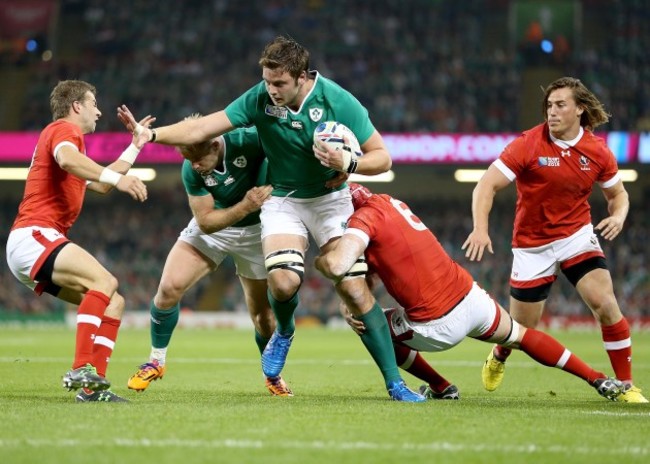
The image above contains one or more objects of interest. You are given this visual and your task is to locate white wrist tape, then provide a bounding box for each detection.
[340,149,352,172]
[99,168,122,186]
[118,143,141,165]
[133,123,145,137]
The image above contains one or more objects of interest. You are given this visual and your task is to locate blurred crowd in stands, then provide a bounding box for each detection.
[2,0,649,322]
[2,186,648,321]
[9,0,650,133]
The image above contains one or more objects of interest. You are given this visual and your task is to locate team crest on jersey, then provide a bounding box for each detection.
[309,107,323,122]
[538,157,560,167]
[579,155,591,171]
[265,105,288,119]
[232,156,247,168]
[203,176,217,187]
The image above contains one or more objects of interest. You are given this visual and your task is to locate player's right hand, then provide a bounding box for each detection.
[461,229,493,261]
[116,175,148,202]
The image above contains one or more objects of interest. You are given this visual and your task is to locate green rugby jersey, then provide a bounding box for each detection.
[181,127,267,228]
[225,71,375,198]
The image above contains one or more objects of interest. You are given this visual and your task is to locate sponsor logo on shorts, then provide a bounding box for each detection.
[265,105,288,119]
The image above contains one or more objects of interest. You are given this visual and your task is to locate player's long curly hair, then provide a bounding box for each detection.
[542,77,610,130]
[50,80,96,121]
[259,36,309,80]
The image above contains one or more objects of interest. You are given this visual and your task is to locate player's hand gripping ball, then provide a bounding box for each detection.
[313,121,362,172]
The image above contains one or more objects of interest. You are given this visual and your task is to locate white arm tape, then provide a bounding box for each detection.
[118,143,141,165]
[99,168,122,186]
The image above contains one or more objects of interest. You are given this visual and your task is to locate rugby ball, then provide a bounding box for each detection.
[313,121,362,158]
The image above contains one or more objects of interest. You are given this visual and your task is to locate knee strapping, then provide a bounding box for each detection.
[342,257,368,281]
[265,249,305,281]
[500,318,521,347]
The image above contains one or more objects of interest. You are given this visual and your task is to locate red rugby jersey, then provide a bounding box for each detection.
[12,120,87,235]
[496,123,619,248]
[347,194,473,322]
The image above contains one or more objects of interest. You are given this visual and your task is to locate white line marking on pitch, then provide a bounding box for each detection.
[0,438,647,456]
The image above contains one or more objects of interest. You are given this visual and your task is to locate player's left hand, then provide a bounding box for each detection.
[595,215,625,241]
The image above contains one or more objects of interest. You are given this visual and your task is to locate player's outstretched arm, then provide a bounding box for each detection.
[117,105,234,147]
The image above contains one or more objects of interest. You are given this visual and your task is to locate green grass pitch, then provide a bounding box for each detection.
[0,326,648,464]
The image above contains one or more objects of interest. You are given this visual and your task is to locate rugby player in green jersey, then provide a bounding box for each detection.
[125,116,292,396]
[119,37,424,402]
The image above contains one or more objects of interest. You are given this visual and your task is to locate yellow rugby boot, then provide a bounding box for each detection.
[482,349,506,392]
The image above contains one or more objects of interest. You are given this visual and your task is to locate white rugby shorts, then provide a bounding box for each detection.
[260,189,353,248]
[178,218,266,280]
[387,283,499,352]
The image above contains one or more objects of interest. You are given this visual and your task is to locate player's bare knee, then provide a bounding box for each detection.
[268,275,300,301]
[589,294,622,325]
[155,280,184,307]
[91,273,119,298]
[104,292,125,319]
